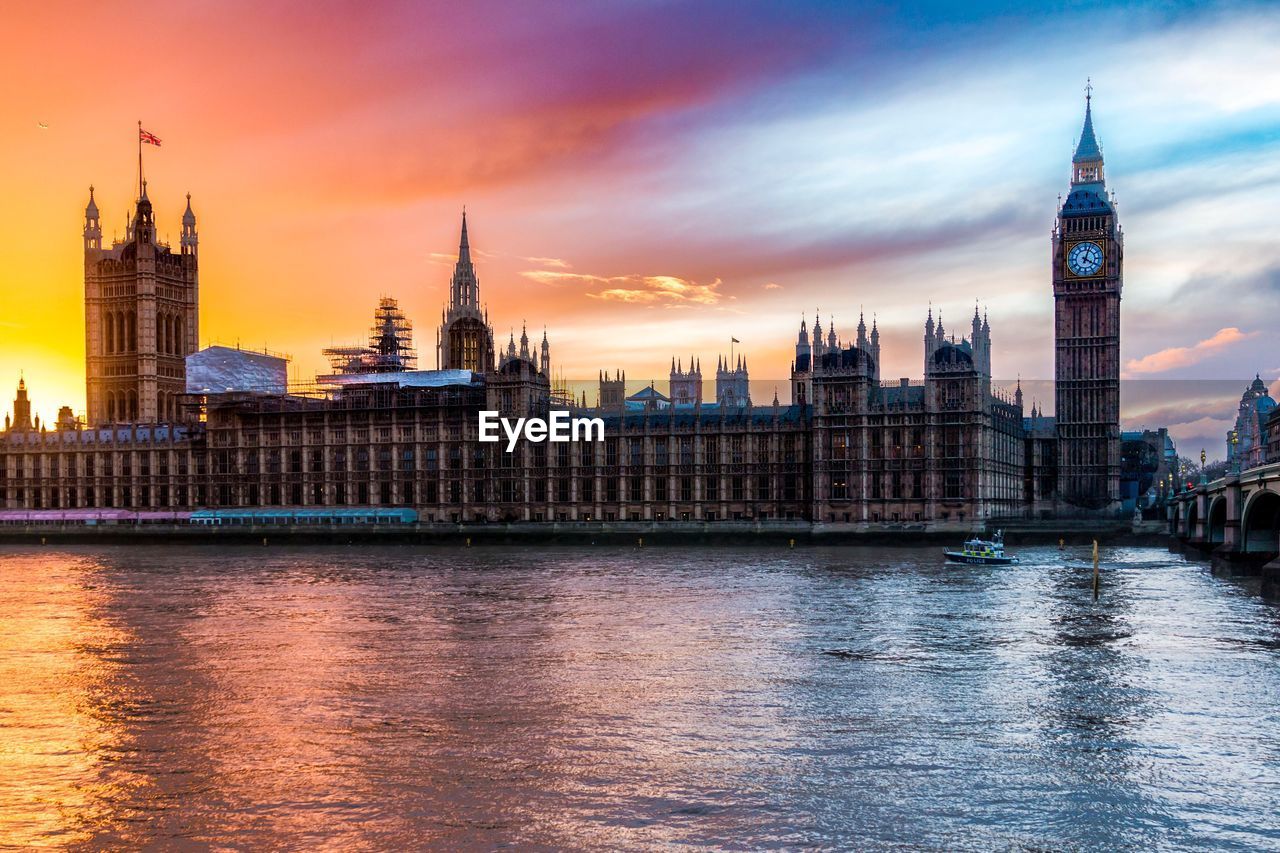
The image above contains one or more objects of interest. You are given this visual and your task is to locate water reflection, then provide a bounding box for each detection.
[0,553,131,847]
[0,545,1278,848]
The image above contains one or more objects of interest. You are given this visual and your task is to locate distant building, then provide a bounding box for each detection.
[1228,375,1275,470]
[669,358,702,406]
[598,370,626,410]
[716,355,749,408]
[625,385,670,412]
[1121,428,1178,512]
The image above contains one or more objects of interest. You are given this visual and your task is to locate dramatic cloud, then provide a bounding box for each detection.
[4,2,1280,423]
[1124,328,1258,376]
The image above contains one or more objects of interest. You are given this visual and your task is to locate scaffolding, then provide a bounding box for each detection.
[322,297,418,376]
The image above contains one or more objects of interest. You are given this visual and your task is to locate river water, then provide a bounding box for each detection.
[1,544,1278,849]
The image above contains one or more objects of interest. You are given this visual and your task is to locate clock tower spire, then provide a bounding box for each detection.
[1052,82,1122,512]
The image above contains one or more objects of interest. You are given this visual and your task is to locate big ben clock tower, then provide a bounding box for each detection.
[1053,84,1122,512]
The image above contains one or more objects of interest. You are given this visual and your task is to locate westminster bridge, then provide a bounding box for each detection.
[1170,461,1280,598]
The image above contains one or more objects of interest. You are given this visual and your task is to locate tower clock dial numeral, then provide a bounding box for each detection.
[1067,241,1104,276]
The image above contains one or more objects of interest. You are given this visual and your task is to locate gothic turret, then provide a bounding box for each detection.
[870,315,881,374]
[10,376,32,431]
[180,193,198,256]
[133,180,156,243]
[84,186,101,250]
[795,318,811,365]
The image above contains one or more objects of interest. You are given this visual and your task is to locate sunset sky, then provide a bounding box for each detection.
[2,0,1279,456]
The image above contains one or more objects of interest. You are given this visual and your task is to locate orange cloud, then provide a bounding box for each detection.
[1124,327,1257,375]
[522,256,571,269]
[521,269,723,305]
[521,270,611,287]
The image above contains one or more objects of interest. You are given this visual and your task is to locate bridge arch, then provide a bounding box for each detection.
[1184,500,1199,539]
[1171,502,1182,536]
[1208,496,1227,544]
[1242,489,1280,554]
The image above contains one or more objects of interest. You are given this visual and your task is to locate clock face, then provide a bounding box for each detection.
[1067,241,1104,276]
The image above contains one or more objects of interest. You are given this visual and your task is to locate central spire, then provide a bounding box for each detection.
[1071,80,1105,186]
[459,208,471,265]
[449,209,479,310]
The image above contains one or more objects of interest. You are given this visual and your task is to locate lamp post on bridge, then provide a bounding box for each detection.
[1231,430,1240,474]
[1200,448,1207,485]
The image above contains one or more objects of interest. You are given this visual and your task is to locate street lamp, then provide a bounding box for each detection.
[1231,429,1240,474]
[1200,448,1207,484]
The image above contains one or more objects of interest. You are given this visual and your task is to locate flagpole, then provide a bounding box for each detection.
[137,120,143,198]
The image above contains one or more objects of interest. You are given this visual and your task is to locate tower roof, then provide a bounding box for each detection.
[1073,86,1102,163]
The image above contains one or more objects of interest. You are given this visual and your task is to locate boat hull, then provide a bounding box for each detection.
[943,551,1019,565]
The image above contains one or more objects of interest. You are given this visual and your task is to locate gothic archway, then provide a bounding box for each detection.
[1208,497,1227,544]
[1242,490,1280,554]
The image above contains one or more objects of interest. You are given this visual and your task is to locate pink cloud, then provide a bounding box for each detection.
[1124,327,1257,376]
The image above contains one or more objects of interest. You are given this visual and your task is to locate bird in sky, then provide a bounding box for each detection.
[37,121,48,129]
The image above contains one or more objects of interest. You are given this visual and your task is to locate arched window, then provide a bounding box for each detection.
[116,313,126,353]
[128,390,138,422]
[165,315,174,355]
[127,312,137,353]
[105,312,115,354]
[106,391,116,422]
[175,316,184,356]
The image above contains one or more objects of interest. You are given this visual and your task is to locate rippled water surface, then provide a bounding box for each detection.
[2,544,1279,849]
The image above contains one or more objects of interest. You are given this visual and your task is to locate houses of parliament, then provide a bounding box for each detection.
[0,96,1127,527]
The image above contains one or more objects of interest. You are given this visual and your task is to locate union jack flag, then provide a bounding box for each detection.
[139,128,161,146]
